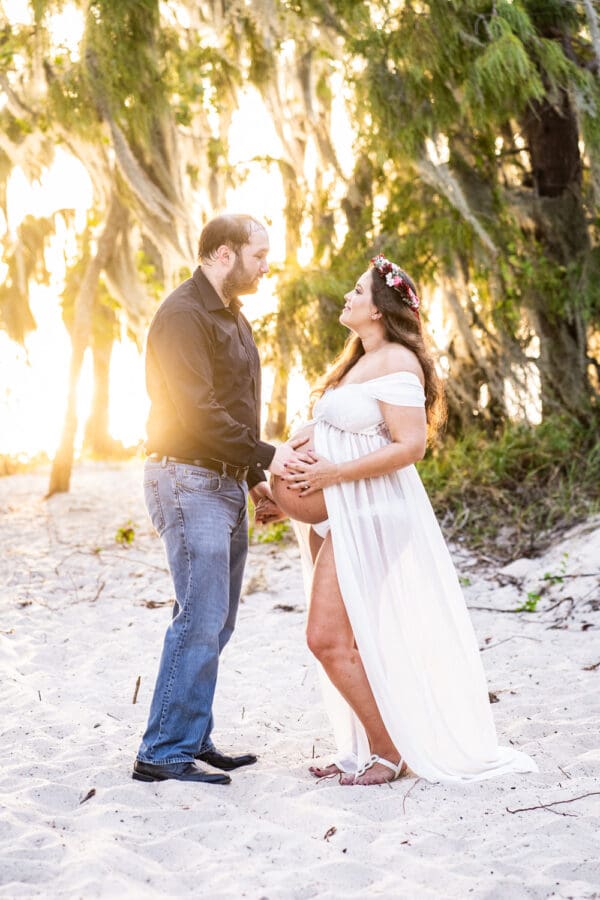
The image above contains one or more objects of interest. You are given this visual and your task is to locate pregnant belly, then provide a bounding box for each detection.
[270,423,328,525]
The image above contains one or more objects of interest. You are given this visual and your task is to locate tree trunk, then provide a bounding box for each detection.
[47,196,127,496]
[264,363,288,440]
[440,267,510,433]
[264,152,307,439]
[83,339,115,456]
[521,88,591,416]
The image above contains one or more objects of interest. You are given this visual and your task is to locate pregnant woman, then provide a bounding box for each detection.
[271,255,537,785]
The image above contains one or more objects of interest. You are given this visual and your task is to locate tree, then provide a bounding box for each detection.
[1,0,204,492]
[288,0,600,428]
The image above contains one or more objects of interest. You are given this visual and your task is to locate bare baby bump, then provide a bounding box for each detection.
[270,423,328,525]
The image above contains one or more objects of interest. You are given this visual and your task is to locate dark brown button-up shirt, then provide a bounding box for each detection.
[145,267,275,488]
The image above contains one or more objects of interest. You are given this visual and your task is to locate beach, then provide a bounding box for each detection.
[1,461,599,899]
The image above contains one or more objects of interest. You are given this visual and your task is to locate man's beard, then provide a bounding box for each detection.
[222,256,260,300]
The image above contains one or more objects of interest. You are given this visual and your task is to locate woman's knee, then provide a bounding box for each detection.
[306,624,345,663]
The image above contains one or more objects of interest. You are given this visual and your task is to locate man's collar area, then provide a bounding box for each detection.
[193,266,241,313]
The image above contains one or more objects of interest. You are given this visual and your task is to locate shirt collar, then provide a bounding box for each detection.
[193,266,242,315]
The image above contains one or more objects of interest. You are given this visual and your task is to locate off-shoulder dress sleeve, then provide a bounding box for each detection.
[368,372,425,407]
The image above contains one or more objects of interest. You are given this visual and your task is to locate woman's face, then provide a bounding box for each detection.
[339,271,379,330]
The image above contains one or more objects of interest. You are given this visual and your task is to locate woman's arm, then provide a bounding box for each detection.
[285,403,427,493]
[339,403,426,481]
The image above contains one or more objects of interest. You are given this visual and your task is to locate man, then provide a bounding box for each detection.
[133,214,304,785]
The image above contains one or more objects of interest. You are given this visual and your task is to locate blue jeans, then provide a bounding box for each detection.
[137,459,248,765]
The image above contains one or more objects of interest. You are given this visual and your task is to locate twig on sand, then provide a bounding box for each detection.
[91,581,105,603]
[480,635,541,652]
[79,788,96,805]
[546,597,576,629]
[402,778,421,814]
[544,596,575,615]
[54,550,83,573]
[59,548,169,573]
[93,550,169,573]
[132,675,141,704]
[544,573,598,579]
[583,660,600,671]
[506,791,600,815]
[469,605,529,613]
[17,596,50,608]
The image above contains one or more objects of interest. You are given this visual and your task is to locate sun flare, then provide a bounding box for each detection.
[0,101,319,460]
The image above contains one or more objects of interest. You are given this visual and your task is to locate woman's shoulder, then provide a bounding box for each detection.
[378,345,424,384]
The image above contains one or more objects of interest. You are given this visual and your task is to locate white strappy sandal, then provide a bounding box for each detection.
[353,753,406,784]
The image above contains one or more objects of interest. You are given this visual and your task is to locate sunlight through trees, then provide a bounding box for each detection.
[0,0,599,499]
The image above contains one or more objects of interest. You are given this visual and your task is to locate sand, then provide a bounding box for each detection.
[1,461,599,899]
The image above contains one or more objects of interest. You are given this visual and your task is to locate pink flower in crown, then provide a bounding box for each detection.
[370,254,421,313]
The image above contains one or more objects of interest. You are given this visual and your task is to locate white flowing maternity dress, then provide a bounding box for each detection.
[297,371,537,783]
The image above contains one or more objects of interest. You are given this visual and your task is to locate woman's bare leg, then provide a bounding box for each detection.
[306,527,339,778]
[306,532,405,785]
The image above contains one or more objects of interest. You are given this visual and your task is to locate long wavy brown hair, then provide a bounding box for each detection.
[313,267,446,440]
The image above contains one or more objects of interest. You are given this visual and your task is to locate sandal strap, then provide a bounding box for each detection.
[374,754,404,776]
[355,753,404,779]
[355,754,378,778]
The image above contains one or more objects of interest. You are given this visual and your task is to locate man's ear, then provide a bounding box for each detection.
[216,244,234,265]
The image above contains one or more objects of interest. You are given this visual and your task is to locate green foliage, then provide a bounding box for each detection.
[468,29,544,115]
[515,551,569,610]
[115,521,135,545]
[264,265,352,383]
[85,0,165,142]
[0,212,64,343]
[242,14,277,88]
[161,31,241,124]
[543,552,569,586]
[60,221,120,346]
[1,0,597,472]
[254,520,291,544]
[420,412,600,561]
[247,496,291,544]
[516,591,541,613]
[135,248,164,307]
[300,0,599,425]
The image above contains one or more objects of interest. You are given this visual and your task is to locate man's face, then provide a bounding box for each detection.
[223,228,270,298]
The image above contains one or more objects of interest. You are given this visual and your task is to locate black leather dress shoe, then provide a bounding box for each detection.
[132,760,231,784]
[194,748,258,771]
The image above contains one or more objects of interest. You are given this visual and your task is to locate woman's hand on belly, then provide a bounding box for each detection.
[284,452,341,494]
[269,422,328,524]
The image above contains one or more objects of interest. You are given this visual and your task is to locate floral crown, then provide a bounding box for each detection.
[370,254,420,313]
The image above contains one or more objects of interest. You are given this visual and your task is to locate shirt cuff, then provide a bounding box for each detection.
[250,440,276,471]
[247,468,266,490]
